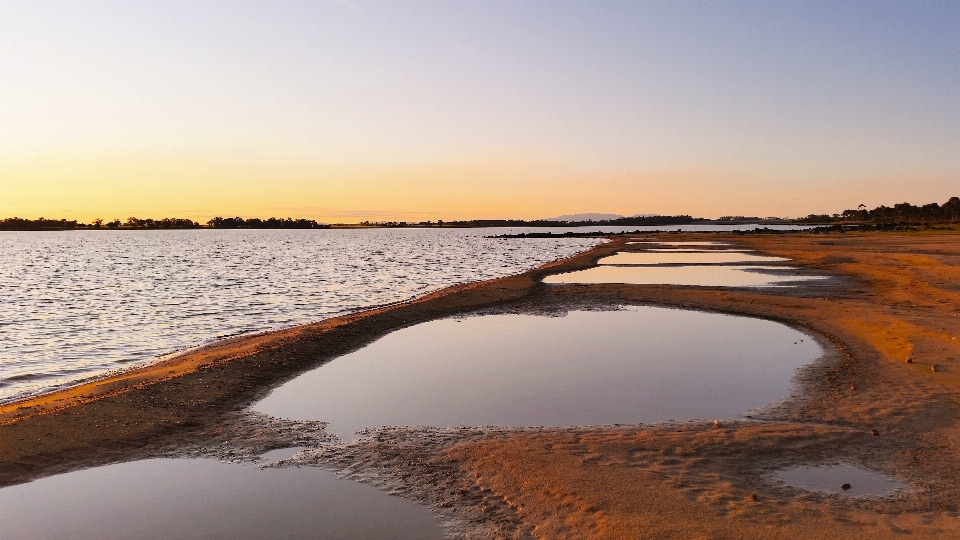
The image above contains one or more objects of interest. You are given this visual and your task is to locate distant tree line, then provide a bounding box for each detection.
[361,221,411,227]
[121,217,202,229]
[206,216,330,229]
[840,197,960,224]
[718,216,786,222]
[0,217,81,230]
[0,216,328,230]
[436,215,698,227]
[4,200,957,230]
[589,215,697,226]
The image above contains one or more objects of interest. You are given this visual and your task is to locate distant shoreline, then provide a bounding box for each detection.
[3,196,958,230]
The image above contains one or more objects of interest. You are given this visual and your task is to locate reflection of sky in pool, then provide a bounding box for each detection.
[599,251,789,265]
[0,457,444,540]
[774,464,909,497]
[626,241,730,246]
[543,265,824,287]
[256,307,822,440]
[647,248,753,252]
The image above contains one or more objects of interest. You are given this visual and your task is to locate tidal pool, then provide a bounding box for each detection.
[774,464,909,497]
[0,457,444,540]
[255,307,822,440]
[647,248,753,252]
[599,251,789,265]
[626,241,730,246]
[542,265,824,287]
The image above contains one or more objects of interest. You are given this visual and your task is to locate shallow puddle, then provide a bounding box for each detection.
[599,251,788,265]
[255,307,822,440]
[259,446,307,462]
[626,241,730,246]
[647,248,753,252]
[774,464,909,497]
[0,458,444,540]
[542,265,823,287]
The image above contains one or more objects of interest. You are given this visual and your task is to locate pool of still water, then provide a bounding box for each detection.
[542,265,825,287]
[0,454,445,540]
[599,251,789,265]
[647,248,753,252]
[774,464,910,497]
[255,307,823,440]
[625,241,731,246]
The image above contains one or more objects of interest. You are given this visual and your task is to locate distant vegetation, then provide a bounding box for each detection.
[839,197,960,224]
[789,197,960,224]
[1,199,957,230]
[0,216,328,230]
[0,217,82,230]
[206,217,330,229]
[423,215,698,228]
[120,217,202,229]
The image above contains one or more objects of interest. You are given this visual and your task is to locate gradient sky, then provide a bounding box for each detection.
[2,0,959,222]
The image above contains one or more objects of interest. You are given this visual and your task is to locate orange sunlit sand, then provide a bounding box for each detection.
[4,230,960,538]
[2,1,959,538]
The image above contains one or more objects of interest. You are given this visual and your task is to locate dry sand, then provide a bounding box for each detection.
[3,230,960,538]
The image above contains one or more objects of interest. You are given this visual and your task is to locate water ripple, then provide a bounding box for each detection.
[0,228,600,402]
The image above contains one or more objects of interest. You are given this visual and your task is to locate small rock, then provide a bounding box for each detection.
[932,365,939,372]
[905,357,913,364]
[841,483,851,491]
[747,493,759,502]
[871,429,880,436]
[713,420,720,429]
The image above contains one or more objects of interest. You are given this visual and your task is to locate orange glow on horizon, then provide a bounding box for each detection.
[2,148,956,223]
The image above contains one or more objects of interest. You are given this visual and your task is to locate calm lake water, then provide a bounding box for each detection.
[255,307,823,440]
[0,225,812,403]
[0,456,445,540]
[0,228,601,402]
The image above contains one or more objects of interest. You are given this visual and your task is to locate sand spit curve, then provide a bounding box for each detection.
[3,230,960,538]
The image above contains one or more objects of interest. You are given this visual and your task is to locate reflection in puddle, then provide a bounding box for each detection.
[255,308,821,440]
[543,265,824,287]
[626,241,730,246]
[600,251,789,265]
[0,458,444,540]
[775,464,909,496]
[648,248,753,252]
[259,446,307,462]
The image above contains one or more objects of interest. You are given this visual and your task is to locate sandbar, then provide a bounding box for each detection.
[3,230,960,538]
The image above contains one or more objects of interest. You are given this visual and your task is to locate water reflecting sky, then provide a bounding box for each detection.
[0,228,599,401]
[0,457,444,540]
[256,307,822,440]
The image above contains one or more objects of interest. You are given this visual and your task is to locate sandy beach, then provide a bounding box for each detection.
[3,230,960,538]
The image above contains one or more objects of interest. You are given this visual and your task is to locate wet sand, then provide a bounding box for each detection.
[3,230,960,538]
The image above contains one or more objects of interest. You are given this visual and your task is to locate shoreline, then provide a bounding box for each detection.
[0,236,609,422]
[3,231,960,538]
[0,235,624,484]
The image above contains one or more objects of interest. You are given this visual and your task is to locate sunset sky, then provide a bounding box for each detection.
[2,0,958,222]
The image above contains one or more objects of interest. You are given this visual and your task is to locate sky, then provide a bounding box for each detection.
[1,0,958,222]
